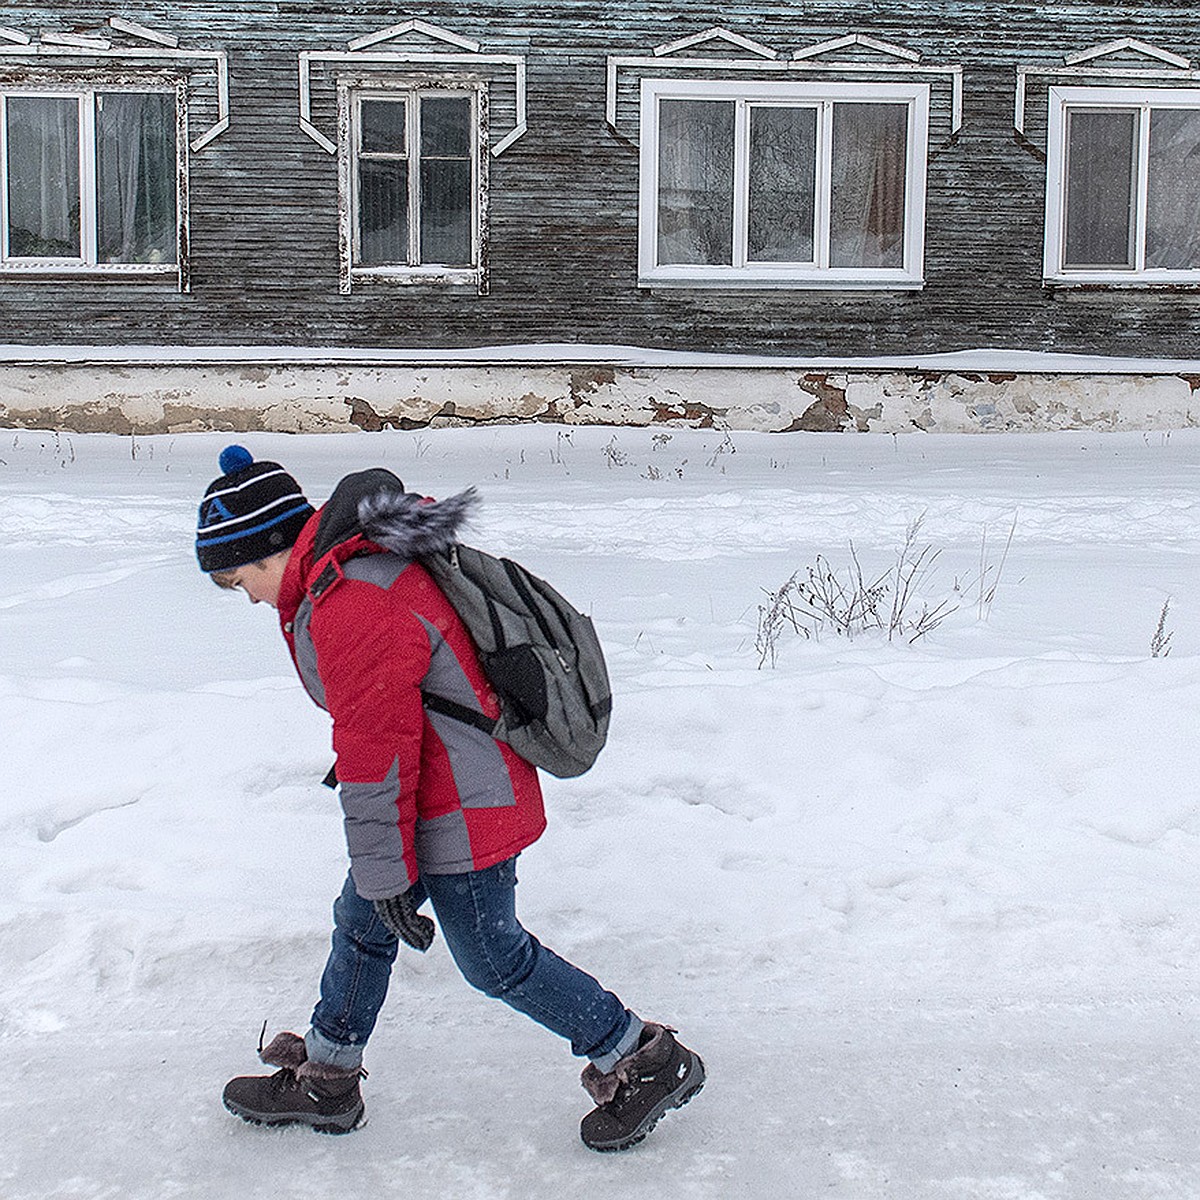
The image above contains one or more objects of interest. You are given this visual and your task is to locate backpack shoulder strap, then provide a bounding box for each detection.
[422,691,499,736]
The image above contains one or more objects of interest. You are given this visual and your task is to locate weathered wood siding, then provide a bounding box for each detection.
[0,0,1198,358]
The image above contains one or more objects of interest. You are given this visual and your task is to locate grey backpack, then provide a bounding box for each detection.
[350,480,611,778]
[419,543,612,778]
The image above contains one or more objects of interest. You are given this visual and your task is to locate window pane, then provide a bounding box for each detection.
[420,96,471,158]
[748,106,816,263]
[1146,108,1200,269]
[361,99,405,155]
[420,159,472,265]
[657,99,735,266]
[418,97,472,265]
[5,95,80,257]
[358,159,408,265]
[1063,109,1136,269]
[830,103,908,269]
[96,92,176,264]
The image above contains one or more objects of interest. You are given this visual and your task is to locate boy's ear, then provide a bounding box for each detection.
[255,550,291,571]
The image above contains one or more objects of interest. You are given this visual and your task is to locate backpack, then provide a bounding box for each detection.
[418,543,612,778]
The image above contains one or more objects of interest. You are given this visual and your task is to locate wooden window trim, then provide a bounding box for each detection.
[1044,84,1200,287]
[337,78,488,295]
[637,77,929,290]
[0,77,188,289]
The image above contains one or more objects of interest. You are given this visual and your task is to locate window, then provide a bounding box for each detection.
[0,88,178,272]
[1044,86,1200,283]
[638,79,928,288]
[345,87,483,286]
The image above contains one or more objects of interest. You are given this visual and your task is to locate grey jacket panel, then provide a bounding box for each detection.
[291,595,326,709]
[418,615,516,810]
[292,554,406,710]
[340,758,413,898]
[342,552,410,590]
[414,809,475,874]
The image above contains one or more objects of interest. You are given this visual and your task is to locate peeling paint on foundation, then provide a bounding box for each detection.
[570,368,616,403]
[788,374,851,432]
[1,362,1200,434]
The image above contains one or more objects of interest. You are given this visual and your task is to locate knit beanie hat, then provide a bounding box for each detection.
[195,445,315,573]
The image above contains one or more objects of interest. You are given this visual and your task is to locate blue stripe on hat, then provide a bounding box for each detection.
[196,502,314,550]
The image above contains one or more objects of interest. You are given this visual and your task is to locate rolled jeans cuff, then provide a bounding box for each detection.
[305,1025,364,1071]
[588,1013,644,1074]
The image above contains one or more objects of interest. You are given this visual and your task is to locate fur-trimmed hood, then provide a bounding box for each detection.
[358,486,478,559]
[310,467,477,561]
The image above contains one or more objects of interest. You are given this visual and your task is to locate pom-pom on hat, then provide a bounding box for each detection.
[195,445,314,573]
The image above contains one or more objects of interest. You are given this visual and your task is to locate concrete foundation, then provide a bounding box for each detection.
[1,356,1197,434]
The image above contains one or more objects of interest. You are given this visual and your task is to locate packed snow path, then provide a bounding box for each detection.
[2,425,1198,1198]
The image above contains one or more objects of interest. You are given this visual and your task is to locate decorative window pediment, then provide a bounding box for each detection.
[1015,38,1196,135]
[0,15,228,150]
[652,27,778,61]
[298,19,526,157]
[1066,38,1190,71]
[793,33,922,65]
[607,27,962,139]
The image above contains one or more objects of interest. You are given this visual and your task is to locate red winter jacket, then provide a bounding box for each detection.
[275,471,546,900]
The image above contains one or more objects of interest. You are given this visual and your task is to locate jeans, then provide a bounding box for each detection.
[307,856,642,1073]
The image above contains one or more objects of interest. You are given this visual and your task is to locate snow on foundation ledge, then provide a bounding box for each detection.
[1,344,1199,434]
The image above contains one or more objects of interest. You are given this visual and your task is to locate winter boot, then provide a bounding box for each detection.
[579,1023,705,1152]
[222,1031,365,1135]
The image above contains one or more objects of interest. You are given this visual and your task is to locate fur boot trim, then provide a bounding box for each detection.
[259,1031,307,1070]
[296,1058,363,1084]
[581,1062,621,1105]
[580,1023,669,1105]
[358,487,478,559]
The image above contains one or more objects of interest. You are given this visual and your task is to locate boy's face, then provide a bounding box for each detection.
[222,552,289,608]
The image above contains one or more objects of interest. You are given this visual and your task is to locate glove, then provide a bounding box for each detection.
[373,888,436,952]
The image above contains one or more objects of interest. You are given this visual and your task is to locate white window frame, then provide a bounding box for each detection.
[1044,85,1200,285]
[340,82,486,291]
[637,77,929,289]
[0,84,182,277]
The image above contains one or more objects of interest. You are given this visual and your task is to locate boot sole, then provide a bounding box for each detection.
[223,1095,365,1135]
[582,1050,706,1153]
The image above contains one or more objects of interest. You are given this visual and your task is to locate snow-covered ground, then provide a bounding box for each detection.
[2,423,1199,1199]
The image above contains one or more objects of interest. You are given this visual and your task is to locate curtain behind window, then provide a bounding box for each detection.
[830,103,908,269]
[657,99,735,266]
[96,92,176,264]
[1063,109,1137,269]
[1146,108,1200,270]
[5,95,79,257]
[747,105,817,263]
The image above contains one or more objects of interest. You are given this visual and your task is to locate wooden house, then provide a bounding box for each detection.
[1,1,1200,432]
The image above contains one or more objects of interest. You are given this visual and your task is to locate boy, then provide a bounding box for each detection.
[195,445,704,1150]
